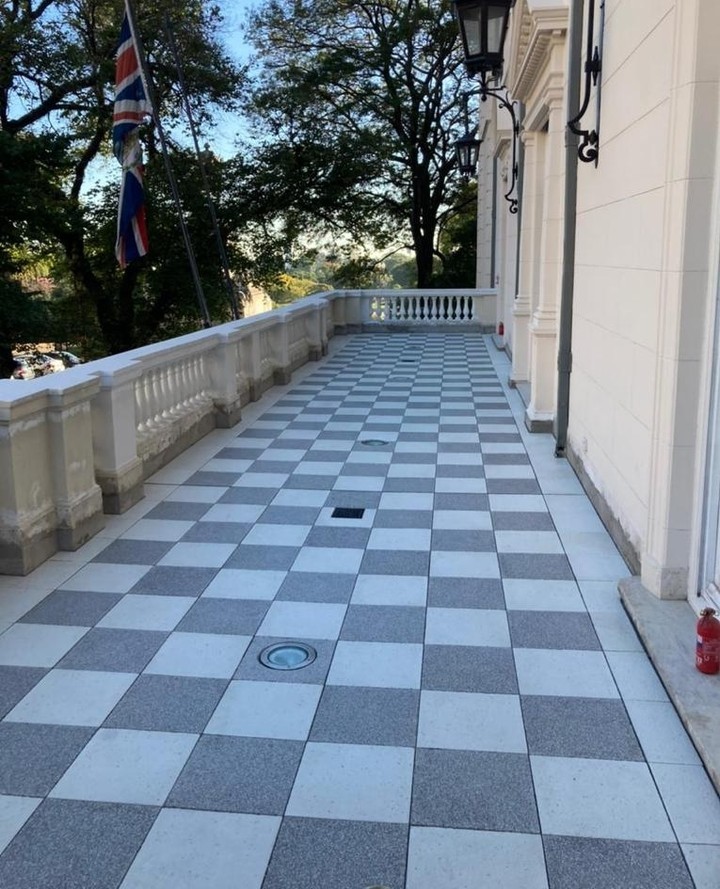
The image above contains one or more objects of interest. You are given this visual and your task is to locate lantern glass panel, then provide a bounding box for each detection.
[486,6,507,55]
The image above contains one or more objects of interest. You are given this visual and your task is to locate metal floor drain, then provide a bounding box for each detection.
[360,439,390,447]
[332,507,365,519]
[258,642,317,671]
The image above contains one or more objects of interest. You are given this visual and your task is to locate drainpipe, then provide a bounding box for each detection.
[553,0,584,457]
[513,104,525,319]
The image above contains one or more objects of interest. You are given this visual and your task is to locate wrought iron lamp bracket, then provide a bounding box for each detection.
[473,73,521,214]
[567,0,605,165]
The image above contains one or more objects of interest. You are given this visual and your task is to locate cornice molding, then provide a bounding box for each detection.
[505,3,569,104]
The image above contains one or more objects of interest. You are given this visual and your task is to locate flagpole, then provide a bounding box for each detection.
[123,0,212,329]
[164,15,240,321]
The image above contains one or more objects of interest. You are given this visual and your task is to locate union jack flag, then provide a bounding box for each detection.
[113,5,152,268]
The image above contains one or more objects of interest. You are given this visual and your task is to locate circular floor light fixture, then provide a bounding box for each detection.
[360,439,390,447]
[258,642,317,671]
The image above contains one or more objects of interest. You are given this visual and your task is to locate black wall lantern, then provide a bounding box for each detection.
[455,93,482,181]
[453,0,520,213]
[567,0,605,164]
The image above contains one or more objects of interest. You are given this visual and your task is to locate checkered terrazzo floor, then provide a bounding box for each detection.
[0,333,718,888]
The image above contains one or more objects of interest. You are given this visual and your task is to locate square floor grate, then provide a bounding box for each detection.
[331,507,366,520]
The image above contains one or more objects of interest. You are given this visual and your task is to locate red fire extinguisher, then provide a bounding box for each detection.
[696,608,720,674]
[498,321,504,336]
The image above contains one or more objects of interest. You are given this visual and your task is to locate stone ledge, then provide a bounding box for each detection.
[620,577,720,794]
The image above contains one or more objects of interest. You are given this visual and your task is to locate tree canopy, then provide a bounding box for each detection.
[240,0,475,287]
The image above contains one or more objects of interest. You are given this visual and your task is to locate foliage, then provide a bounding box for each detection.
[266,273,324,306]
[431,179,477,287]
[0,0,244,353]
[240,0,472,287]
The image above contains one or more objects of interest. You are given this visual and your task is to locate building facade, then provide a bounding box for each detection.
[478,0,720,611]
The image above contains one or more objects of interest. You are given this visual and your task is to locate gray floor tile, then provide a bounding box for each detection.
[235,637,336,684]
[176,599,269,636]
[338,463,388,477]
[0,666,47,718]
[224,546,300,571]
[184,471,237,486]
[181,522,252,543]
[276,573,355,603]
[372,509,433,529]
[422,644,518,693]
[509,611,601,650]
[166,735,303,814]
[482,453,531,465]
[0,799,157,889]
[310,686,419,747]
[383,478,436,493]
[435,464,485,478]
[521,696,643,761]
[57,628,167,672]
[18,590,122,626]
[300,450,351,463]
[499,553,575,580]
[216,446,264,460]
[304,527,371,549]
[411,749,539,832]
[431,530,495,552]
[434,493,489,510]
[92,540,173,565]
[0,723,95,795]
[493,511,556,530]
[248,461,298,474]
[129,566,218,597]
[340,605,425,643]
[258,506,321,525]
[104,675,227,733]
[359,550,430,576]
[144,501,210,521]
[219,487,277,504]
[325,491,382,508]
[486,478,541,494]
[427,577,505,609]
[543,836,695,889]
[263,818,407,889]
[283,475,336,490]
[390,453,437,464]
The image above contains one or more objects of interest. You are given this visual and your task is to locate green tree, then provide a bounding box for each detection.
[240,0,472,287]
[0,0,243,353]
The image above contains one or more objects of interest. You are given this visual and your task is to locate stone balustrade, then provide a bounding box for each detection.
[0,287,494,574]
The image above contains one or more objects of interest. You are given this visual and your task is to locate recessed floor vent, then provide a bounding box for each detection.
[331,507,366,519]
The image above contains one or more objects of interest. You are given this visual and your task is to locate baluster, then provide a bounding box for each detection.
[411,296,417,320]
[135,376,150,438]
[468,295,474,320]
[149,368,163,426]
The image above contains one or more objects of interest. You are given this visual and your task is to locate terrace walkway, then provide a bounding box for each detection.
[0,332,718,888]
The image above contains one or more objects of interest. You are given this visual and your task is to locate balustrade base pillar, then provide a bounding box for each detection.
[56,487,105,551]
[524,409,554,433]
[214,398,243,429]
[273,367,292,386]
[0,510,57,576]
[97,456,145,515]
[309,345,322,361]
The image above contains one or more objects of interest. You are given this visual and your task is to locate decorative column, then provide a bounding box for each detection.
[510,130,540,385]
[526,89,565,431]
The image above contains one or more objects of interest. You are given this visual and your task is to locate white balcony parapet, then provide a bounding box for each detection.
[0,287,495,574]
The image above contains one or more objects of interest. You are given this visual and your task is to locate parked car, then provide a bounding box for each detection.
[10,357,35,380]
[47,350,83,368]
[38,353,66,374]
[15,353,52,376]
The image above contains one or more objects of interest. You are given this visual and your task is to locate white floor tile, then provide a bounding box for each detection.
[650,763,720,844]
[605,650,669,701]
[0,795,41,854]
[293,462,343,476]
[202,459,253,474]
[206,680,322,740]
[258,601,347,639]
[432,510,492,530]
[165,486,227,503]
[559,532,630,581]
[531,756,674,842]
[351,575,427,606]
[242,525,310,547]
[333,476,385,491]
[5,669,136,726]
[503,579,586,612]
[291,547,363,574]
[159,543,236,568]
[435,453,484,465]
[579,580,625,613]
[367,529,431,551]
[425,608,510,647]
[200,504,265,524]
[0,623,88,667]
[120,810,280,889]
[394,441,438,453]
[514,649,619,698]
[328,641,423,689]
[255,450,306,462]
[418,691,526,752]
[681,844,720,889]
[434,478,486,494]
[387,464,436,478]
[379,493,434,510]
[50,728,196,805]
[590,611,643,651]
[406,827,548,889]
[97,595,194,631]
[429,551,500,579]
[202,569,287,600]
[144,632,251,679]
[272,489,329,507]
[59,563,150,594]
[234,473,289,488]
[545,495,606,532]
[286,742,414,822]
[484,465,535,479]
[624,701,701,765]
